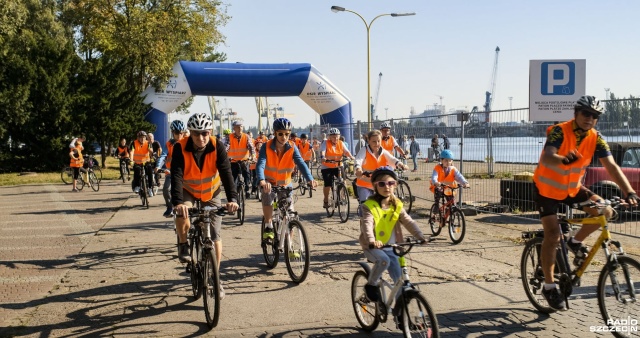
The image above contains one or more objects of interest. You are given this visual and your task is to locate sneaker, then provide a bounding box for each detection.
[262,228,275,240]
[288,251,301,259]
[364,284,380,302]
[163,207,173,218]
[133,186,140,193]
[567,237,589,266]
[219,284,225,300]
[153,186,159,195]
[542,286,567,311]
[148,188,154,197]
[177,243,191,263]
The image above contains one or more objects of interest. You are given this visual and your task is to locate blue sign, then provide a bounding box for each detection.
[540,62,575,95]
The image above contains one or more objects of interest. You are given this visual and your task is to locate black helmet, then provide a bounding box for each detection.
[291,132,298,138]
[575,95,604,115]
[370,165,398,184]
[300,133,308,139]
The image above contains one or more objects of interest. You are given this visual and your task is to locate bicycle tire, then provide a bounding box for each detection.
[61,166,73,185]
[202,251,220,328]
[89,171,100,192]
[316,165,322,180]
[299,176,307,196]
[189,232,202,300]
[308,183,313,198]
[326,186,335,217]
[257,187,262,201]
[342,164,353,181]
[284,220,310,283]
[520,237,558,314]
[140,176,149,208]
[448,209,466,244]
[396,180,413,214]
[77,173,85,191]
[351,270,379,332]
[92,165,102,182]
[337,184,350,223]
[428,204,442,236]
[237,183,245,225]
[597,255,640,338]
[400,291,440,338]
[120,163,127,183]
[261,217,279,268]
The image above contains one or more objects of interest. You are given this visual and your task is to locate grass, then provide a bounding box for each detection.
[0,156,124,186]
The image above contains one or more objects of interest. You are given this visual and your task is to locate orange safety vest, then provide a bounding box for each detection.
[70,148,84,168]
[132,139,150,164]
[178,137,221,201]
[165,140,176,170]
[254,135,267,147]
[264,139,295,186]
[381,135,396,153]
[323,140,344,168]
[117,146,129,158]
[298,140,313,161]
[430,164,458,195]
[228,133,251,162]
[356,149,389,189]
[533,120,596,199]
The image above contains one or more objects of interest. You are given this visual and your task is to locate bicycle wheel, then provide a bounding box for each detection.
[299,177,307,196]
[351,270,379,332]
[189,235,202,300]
[89,171,100,192]
[326,186,335,217]
[237,184,245,225]
[428,204,442,236]
[448,209,466,244]
[77,173,85,191]
[284,220,310,283]
[316,165,322,180]
[92,165,102,182]
[61,167,73,185]
[202,251,220,328]
[308,183,313,198]
[520,237,558,313]
[400,291,440,338]
[597,255,640,338]
[396,180,413,214]
[343,165,353,181]
[140,177,149,208]
[261,217,279,268]
[120,163,127,183]
[337,184,350,223]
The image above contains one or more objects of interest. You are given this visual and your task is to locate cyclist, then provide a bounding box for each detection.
[430,134,440,161]
[171,112,239,299]
[158,120,187,218]
[130,130,154,197]
[147,132,163,194]
[355,129,407,206]
[227,120,254,199]
[256,118,318,240]
[533,95,639,311]
[298,133,315,169]
[249,140,264,195]
[290,132,300,148]
[430,149,469,209]
[116,137,131,181]
[254,130,268,147]
[359,166,427,302]
[379,122,406,158]
[69,140,84,192]
[320,128,355,208]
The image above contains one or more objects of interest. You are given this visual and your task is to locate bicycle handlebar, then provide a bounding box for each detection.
[376,237,432,256]
[571,196,628,211]
[187,205,228,217]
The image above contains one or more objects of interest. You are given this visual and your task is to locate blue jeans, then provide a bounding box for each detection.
[412,155,418,171]
[364,248,401,285]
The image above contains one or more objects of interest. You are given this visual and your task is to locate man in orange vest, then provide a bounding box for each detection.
[159,120,186,218]
[254,130,268,147]
[379,122,406,159]
[533,95,638,311]
[227,120,254,199]
[257,118,317,240]
[320,128,355,208]
[171,113,239,300]
[129,130,155,197]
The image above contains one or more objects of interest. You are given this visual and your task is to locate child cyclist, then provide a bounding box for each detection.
[359,166,427,303]
[430,150,469,209]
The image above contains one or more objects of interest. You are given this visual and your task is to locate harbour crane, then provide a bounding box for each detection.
[372,72,382,120]
[484,46,500,117]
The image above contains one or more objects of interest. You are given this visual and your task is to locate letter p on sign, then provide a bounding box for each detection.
[541,62,575,95]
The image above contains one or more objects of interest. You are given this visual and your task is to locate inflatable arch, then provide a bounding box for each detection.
[142,61,353,151]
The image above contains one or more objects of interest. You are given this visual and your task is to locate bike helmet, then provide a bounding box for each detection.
[223,129,231,135]
[328,128,340,135]
[300,133,308,139]
[232,120,243,127]
[137,130,147,137]
[440,150,454,159]
[273,118,293,131]
[187,112,213,131]
[370,165,398,184]
[170,120,185,132]
[290,132,298,138]
[379,122,391,130]
[574,95,604,115]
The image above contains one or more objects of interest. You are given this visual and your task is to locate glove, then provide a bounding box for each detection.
[627,192,639,205]
[562,149,581,165]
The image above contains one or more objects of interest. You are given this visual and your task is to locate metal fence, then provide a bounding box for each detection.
[320,99,640,237]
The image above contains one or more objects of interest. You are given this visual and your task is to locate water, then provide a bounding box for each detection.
[410,135,639,164]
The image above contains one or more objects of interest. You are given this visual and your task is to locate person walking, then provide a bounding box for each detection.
[409,135,421,172]
[430,134,440,161]
[442,134,450,150]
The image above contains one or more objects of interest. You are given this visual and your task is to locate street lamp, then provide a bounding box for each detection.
[331,6,415,130]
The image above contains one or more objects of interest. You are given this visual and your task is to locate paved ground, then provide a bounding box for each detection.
[0,179,639,337]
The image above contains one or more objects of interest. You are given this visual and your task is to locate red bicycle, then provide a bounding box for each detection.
[428,185,468,244]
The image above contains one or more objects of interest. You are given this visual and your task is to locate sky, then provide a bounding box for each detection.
[176,0,640,130]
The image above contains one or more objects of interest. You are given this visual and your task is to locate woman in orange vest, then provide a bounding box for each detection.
[257,118,317,240]
[320,128,355,208]
[354,129,406,205]
[129,130,154,196]
[69,140,84,192]
[116,137,131,181]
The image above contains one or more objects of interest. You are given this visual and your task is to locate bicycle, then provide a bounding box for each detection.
[296,162,313,198]
[182,201,228,328]
[231,161,247,225]
[118,158,131,183]
[428,185,469,244]
[76,166,100,192]
[83,155,102,182]
[260,185,312,283]
[323,159,350,223]
[521,197,639,337]
[351,238,439,337]
[394,168,414,214]
[133,164,150,208]
[61,155,101,185]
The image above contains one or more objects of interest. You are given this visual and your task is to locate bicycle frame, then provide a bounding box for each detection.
[564,214,619,281]
[272,190,296,252]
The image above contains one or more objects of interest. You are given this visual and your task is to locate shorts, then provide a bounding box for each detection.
[261,188,293,207]
[321,168,340,187]
[73,167,80,179]
[180,189,222,241]
[534,185,594,218]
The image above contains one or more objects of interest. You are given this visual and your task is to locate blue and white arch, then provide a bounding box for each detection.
[142,61,353,150]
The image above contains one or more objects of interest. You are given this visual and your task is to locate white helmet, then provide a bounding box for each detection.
[328,128,340,135]
[380,122,391,130]
[187,113,213,131]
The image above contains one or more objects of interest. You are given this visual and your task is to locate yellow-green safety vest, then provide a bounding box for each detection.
[363,199,404,244]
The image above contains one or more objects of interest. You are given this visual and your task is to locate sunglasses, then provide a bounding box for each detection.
[192,131,211,137]
[277,132,291,137]
[581,110,601,119]
[375,181,397,188]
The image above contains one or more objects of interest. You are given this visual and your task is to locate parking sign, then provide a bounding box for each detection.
[529,59,585,122]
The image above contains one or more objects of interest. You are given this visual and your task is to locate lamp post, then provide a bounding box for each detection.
[331,6,415,130]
